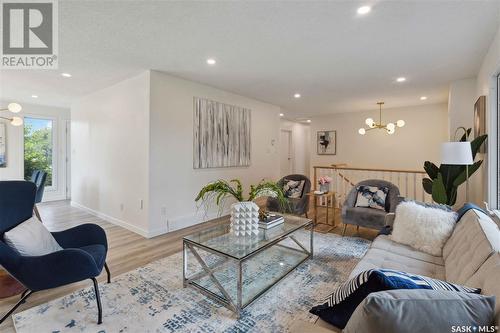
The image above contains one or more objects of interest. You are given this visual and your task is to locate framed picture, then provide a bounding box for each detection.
[474,96,486,153]
[317,130,336,155]
[0,123,6,167]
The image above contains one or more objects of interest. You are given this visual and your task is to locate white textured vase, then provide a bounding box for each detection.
[230,201,260,236]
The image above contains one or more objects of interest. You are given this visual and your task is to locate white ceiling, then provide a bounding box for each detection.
[1,1,499,117]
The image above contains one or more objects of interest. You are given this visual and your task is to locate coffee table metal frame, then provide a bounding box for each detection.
[182,220,313,318]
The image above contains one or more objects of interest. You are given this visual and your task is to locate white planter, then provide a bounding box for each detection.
[230,201,259,236]
[319,183,330,193]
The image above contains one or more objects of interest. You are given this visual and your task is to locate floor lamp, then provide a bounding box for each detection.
[441,141,473,201]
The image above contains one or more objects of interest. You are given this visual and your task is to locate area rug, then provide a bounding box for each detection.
[13,232,370,333]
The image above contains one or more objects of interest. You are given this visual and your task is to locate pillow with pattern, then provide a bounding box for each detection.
[354,185,388,210]
[310,268,480,329]
[283,179,305,199]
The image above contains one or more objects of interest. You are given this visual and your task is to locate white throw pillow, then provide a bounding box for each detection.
[390,201,457,256]
[3,216,63,256]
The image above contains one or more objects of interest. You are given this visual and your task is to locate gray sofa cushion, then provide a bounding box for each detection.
[349,248,445,280]
[344,289,496,333]
[466,253,500,326]
[371,235,444,265]
[443,209,500,284]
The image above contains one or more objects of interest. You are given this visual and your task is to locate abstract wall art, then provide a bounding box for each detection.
[317,130,336,155]
[474,96,486,153]
[193,97,251,169]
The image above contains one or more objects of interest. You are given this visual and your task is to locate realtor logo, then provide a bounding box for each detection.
[1,0,58,69]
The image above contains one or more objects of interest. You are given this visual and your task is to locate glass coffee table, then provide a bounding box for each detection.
[183,214,313,317]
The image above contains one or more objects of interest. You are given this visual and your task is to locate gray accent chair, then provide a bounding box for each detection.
[267,174,311,216]
[341,179,400,235]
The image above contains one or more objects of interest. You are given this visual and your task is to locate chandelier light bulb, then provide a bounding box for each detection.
[7,102,22,113]
[387,128,395,135]
[365,118,373,126]
[11,116,23,126]
[386,123,395,131]
[396,120,405,127]
[358,128,366,135]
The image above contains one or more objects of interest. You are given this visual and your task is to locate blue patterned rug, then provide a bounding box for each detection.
[13,232,370,333]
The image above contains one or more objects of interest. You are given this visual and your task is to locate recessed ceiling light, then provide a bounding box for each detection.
[61,73,72,78]
[206,58,216,65]
[279,113,284,117]
[294,93,301,98]
[31,95,38,98]
[357,6,371,15]
[420,96,428,100]
[306,119,311,123]
[396,77,406,82]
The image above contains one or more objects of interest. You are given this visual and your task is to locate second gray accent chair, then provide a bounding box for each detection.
[267,174,311,216]
[341,179,400,235]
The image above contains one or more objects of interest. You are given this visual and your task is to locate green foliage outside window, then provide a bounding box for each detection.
[24,120,53,186]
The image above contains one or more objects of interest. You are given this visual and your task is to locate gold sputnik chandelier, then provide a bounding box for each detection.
[358,102,405,135]
[0,103,23,126]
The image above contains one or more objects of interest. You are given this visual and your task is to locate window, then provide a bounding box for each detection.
[24,117,55,187]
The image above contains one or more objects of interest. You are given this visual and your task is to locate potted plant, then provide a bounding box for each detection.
[195,179,287,235]
[422,128,487,205]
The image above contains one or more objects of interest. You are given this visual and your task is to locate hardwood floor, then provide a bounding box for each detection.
[0,200,376,332]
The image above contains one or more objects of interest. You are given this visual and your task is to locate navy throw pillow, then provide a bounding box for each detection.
[456,203,487,221]
[310,269,480,329]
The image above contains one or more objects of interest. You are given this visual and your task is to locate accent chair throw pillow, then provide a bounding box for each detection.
[390,201,457,256]
[4,216,63,256]
[283,179,305,199]
[354,186,388,210]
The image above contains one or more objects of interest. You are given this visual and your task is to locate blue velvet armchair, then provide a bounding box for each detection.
[30,170,47,204]
[0,181,110,325]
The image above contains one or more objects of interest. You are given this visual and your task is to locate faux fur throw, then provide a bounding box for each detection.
[390,201,457,256]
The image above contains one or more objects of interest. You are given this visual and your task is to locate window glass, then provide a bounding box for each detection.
[24,117,54,187]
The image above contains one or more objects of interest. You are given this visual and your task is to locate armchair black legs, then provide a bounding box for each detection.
[104,262,111,284]
[0,267,110,326]
[0,290,33,324]
[91,278,103,325]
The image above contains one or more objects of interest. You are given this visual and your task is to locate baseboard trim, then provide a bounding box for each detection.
[70,201,150,238]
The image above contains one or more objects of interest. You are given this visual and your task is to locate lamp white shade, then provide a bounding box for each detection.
[441,142,473,165]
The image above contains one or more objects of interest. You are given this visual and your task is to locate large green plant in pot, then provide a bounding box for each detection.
[422,128,487,205]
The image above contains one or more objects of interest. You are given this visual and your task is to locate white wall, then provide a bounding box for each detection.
[448,78,477,138]
[309,103,449,172]
[478,24,500,208]
[149,71,281,235]
[447,78,480,205]
[280,119,310,176]
[0,101,70,201]
[71,72,151,236]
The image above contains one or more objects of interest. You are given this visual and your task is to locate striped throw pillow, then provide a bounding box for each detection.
[310,269,480,329]
[327,269,480,306]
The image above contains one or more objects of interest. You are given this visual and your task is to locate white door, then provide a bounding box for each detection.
[280,130,293,176]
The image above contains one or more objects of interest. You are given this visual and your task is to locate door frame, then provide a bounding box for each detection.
[280,129,294,175]
[65,120,71,199]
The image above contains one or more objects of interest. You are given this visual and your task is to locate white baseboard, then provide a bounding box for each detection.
[70,201,150,238]
[167,208,231,233]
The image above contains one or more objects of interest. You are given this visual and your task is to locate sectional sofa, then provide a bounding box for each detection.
[292,208,500,332]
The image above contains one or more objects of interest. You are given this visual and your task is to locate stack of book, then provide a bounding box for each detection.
[258,214,284,229]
